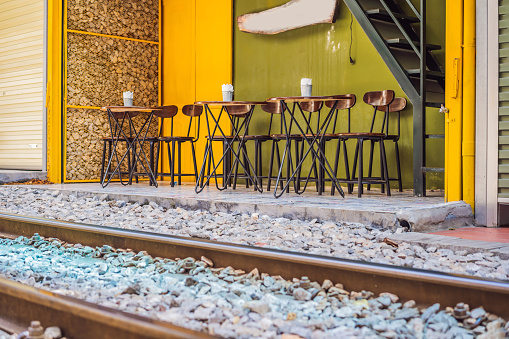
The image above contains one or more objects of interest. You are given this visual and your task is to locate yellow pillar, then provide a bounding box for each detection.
[445,0,464,202]
[462,0,476,209]
[162,0,232,181]
[46,0,63,183]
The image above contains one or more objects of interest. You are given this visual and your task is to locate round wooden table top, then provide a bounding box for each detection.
[195,101,267,107]
[266,96,341,103]
[100,106,162,113]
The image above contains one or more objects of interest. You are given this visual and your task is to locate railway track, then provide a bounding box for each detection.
[0,211,508,338]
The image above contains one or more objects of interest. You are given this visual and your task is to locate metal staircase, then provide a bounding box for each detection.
[343,0,445,196]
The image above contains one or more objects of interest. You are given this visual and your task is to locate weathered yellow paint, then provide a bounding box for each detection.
[161,0,232,181]
[66,105,101,110]
[462,0,476,209]
[445,0,463,202]
[46,0,63,183]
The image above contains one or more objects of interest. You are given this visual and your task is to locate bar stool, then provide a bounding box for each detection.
[203,105,256,190]
[322,94,357,195]
[342,90,395,197]
[238,107,274,188]
[265,102,299,193]
[294,100,324,194]
[155,105,202,186]
[366,97,407,192]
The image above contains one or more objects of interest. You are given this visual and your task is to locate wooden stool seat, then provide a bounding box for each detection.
[159,136,194,141]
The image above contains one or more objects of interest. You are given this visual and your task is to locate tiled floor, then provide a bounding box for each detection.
[432,227,509,244]
[24,182,472,231]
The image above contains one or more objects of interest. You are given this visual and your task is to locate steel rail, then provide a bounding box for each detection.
[0,276,210,339]
[0,212,508,326]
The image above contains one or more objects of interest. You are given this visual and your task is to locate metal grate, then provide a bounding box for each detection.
[67,0,159,42]
[66,32,159,108]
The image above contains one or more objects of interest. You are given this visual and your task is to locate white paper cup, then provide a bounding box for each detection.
[222,91,233,102]
[123,97,133,106]
[301,84,312,97]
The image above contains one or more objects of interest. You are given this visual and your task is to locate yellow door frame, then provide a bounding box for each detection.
[46,0,63,183]
[445,0,475,209]
[462,0,476,209]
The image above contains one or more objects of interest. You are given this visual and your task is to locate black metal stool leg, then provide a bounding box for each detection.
[154,141,159,180]
[149,142,155,186]
[171,141,176,187]
[128,144,133,184]
[318,141,326,195]
[311,144,320,193]
[252,142,258,190]
[357,139,364,198]
[100,140,108,183]
[178,141,182,185]
[165,141,172,184]
[223,140,229,187]
[275,142,284,190]
[242,144,250,189]
[380,139,391,196]
[379,140,385,194]
[367,140,375,191]
[296,139,302,192]
[133,144,139,184]
[232,142,240,190]
[394,140,403,192]
[267,140,276,191]
[285,140,291,193]
[226,142,232,187]
[331,138,341,196]
[342,139,351,193]
[206,144,212,187]
[191,143,199,182]
[351,140,359,194]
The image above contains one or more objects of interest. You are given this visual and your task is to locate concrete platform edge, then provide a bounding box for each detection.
[0,171,47,184]
[24,185,473,232]
[388,233,509,260]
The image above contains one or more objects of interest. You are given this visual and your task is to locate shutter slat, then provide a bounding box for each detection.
[499,150,509,159]
[0,0,43,170]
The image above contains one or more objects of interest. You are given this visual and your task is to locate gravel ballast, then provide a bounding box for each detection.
[0,186,507,282]
[1,234,507,339]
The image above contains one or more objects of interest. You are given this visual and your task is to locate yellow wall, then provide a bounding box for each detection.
[161,0,232,181]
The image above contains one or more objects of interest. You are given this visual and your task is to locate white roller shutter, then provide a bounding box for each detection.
[0,0,44,170]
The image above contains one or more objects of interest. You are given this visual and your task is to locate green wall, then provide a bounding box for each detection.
[233,0,445,190]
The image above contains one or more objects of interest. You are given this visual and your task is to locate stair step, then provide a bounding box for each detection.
[425,134,445,139]
[425,102,444,108]
[422,167,445,173]
[386,38,441,51]
[406,69,445,81]
[366,9,420,24]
